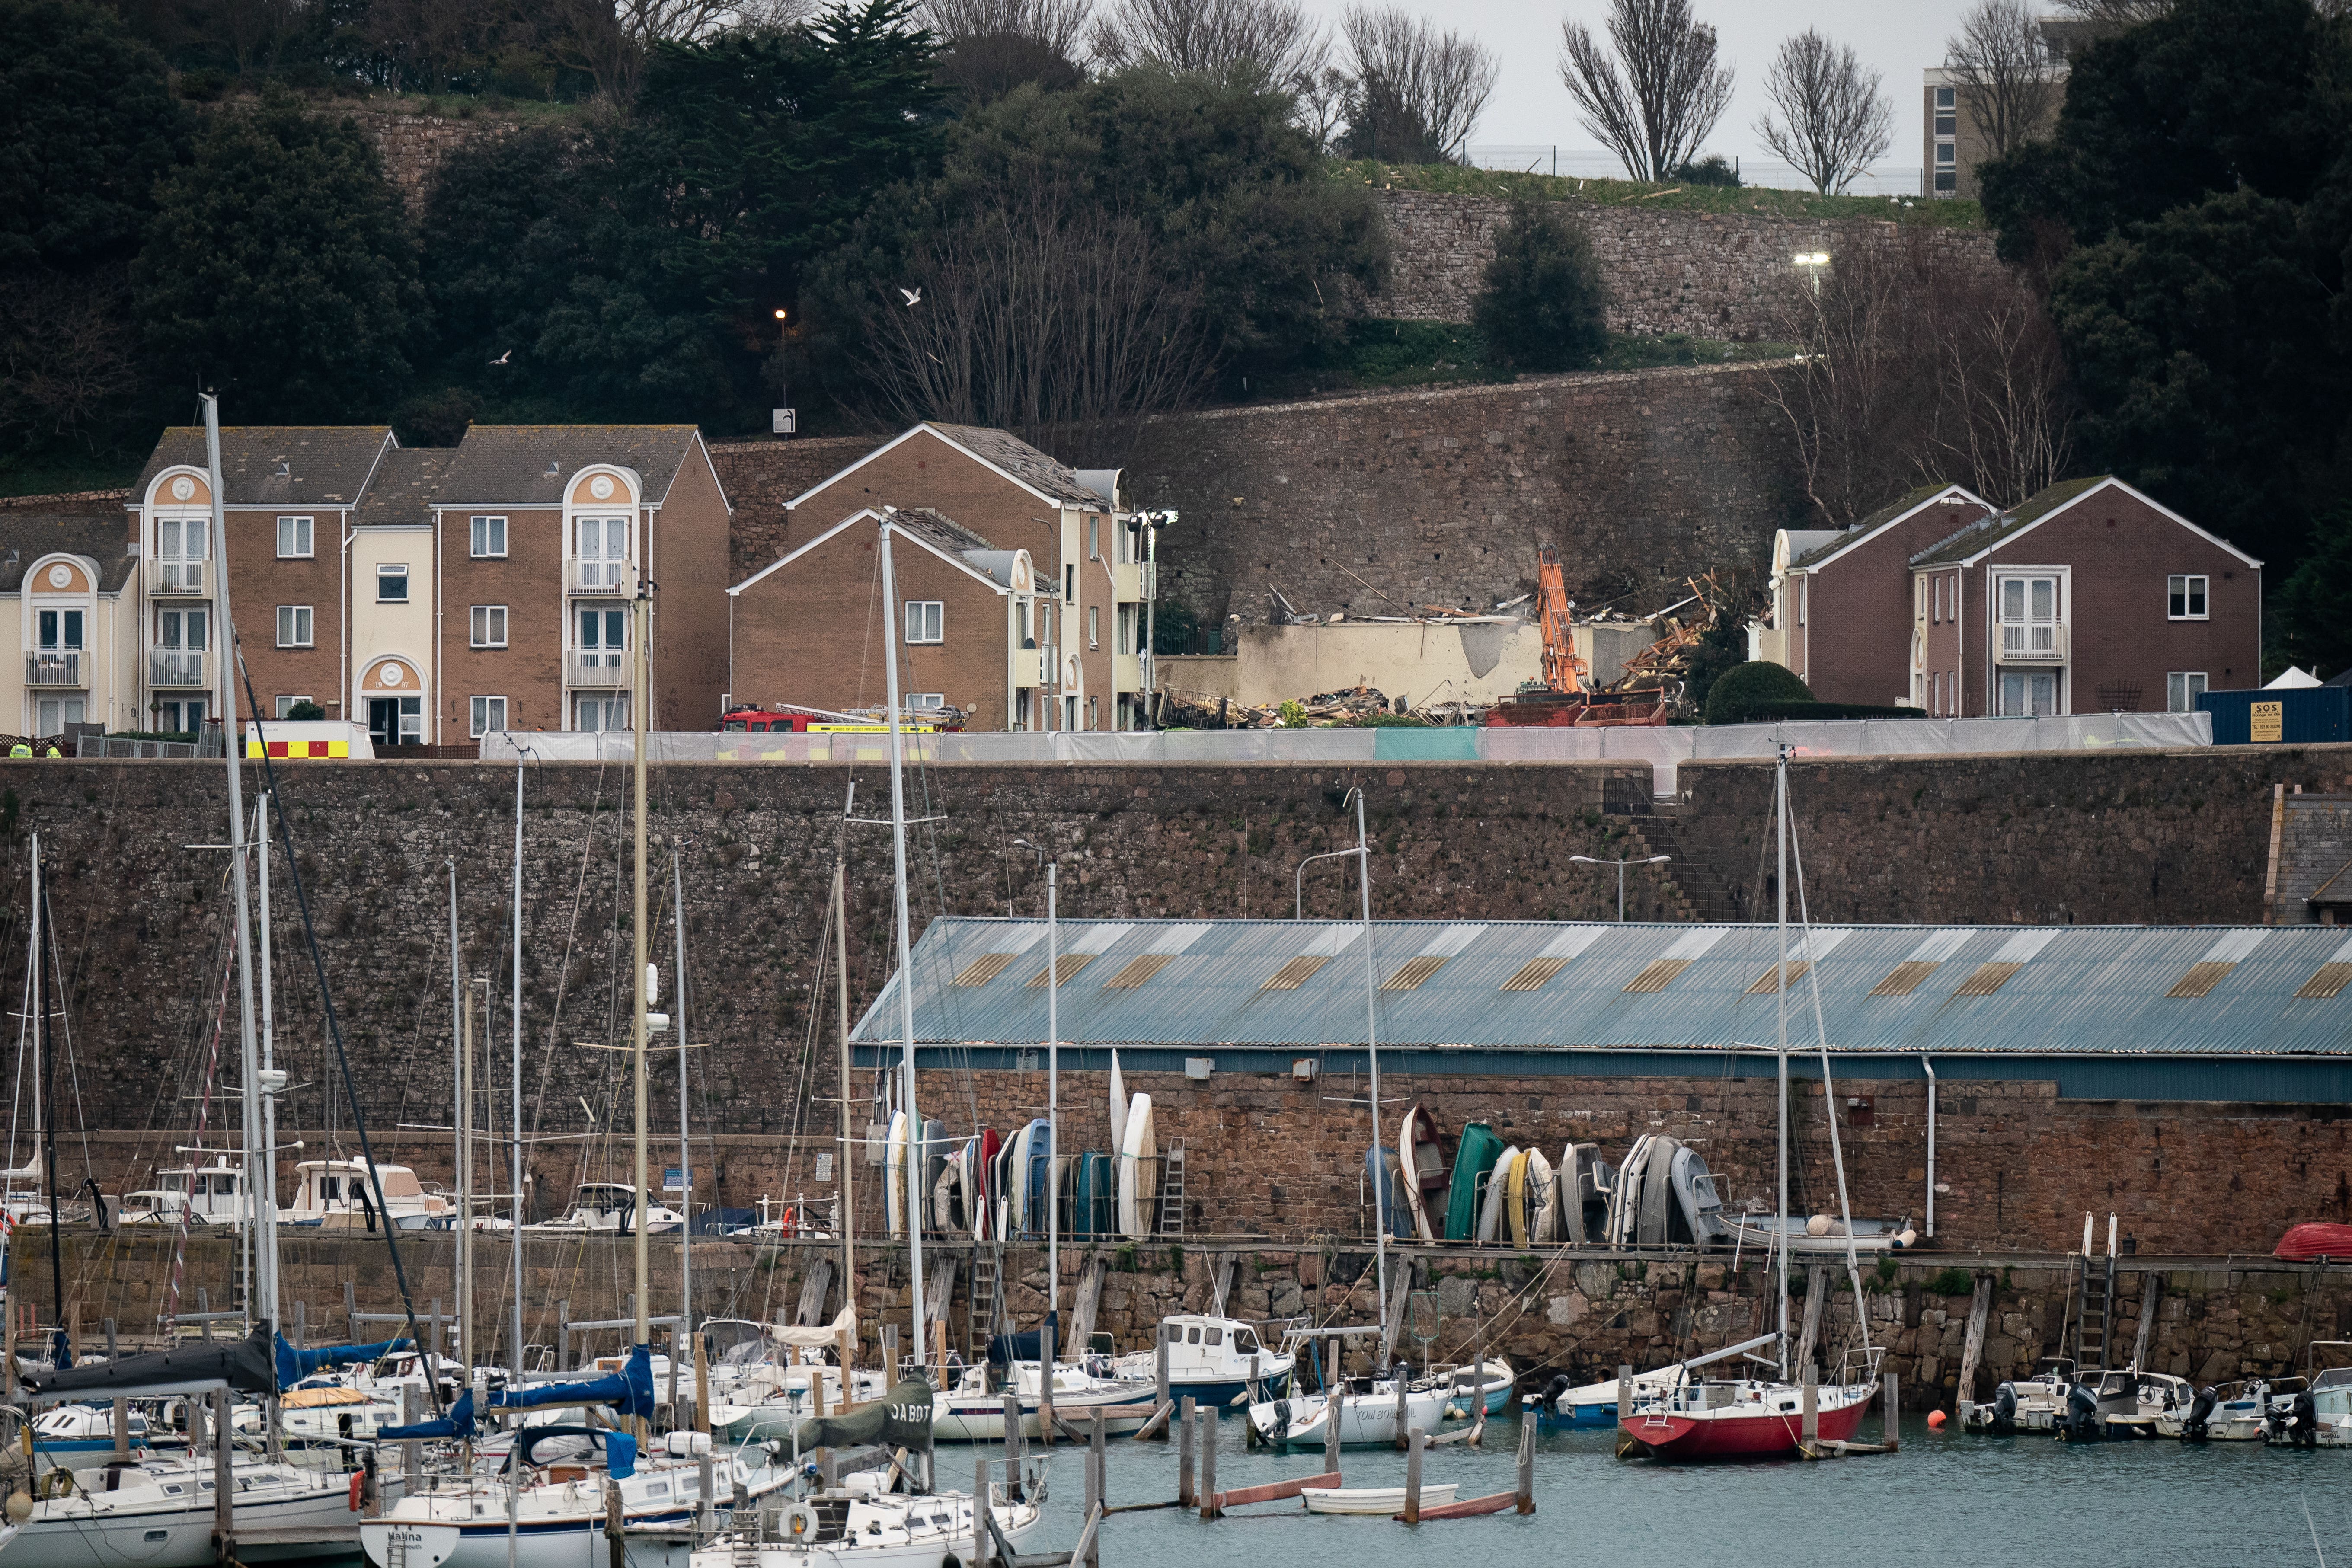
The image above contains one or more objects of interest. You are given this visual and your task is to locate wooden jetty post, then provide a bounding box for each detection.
[1515,1410,1535,1514]
[1617,1365,1632,1420]
[1881,1373,1900,1451]
[1801,1366,1819,1451]
[1249,1353,1260,1405]
[105,1319,126,1456]
[1196,1407,1217,1520]
[1154,1336,1171,1437]
[974,1457,993,1568]
[1082,1410,1101,1554]
[1954,1276,1991,1423]
[1003,1392,1022,1464]
[1403,1428,1424,1523]
[603,1480,625,1568]
[1039,1319,1056,1448]
[1393,1364,1409,1450]
[1178,1396,1196,1508]
[1323,1387,1341,1474]
[208,1390,233,1560]
[1470,1369,1488,1448]
[400,1384,422,1494]
[1087,1409,1106,1568]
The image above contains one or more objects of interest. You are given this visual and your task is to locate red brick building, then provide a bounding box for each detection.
[1762,476,2260,717]
[765,424,1150,730]
[128,425,732,745]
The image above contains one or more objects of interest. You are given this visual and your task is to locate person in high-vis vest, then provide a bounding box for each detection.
[7,742,30,758]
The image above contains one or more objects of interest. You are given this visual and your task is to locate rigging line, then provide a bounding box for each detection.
[524,752,610,1168]
[1786,802,1871,1359]
[240,656,442,1413]
[163,923,238,1329]
[43,882,97,1196]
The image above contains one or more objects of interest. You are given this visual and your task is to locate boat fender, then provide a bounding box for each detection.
[783,1502,821,1542]
[1895,1229,1918,1249]
[1805,1214,1830,1237]
[349,1470,366,1511]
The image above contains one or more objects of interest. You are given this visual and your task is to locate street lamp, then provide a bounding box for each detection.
[770,309,793,434]
[1569,853,1669,921]
[1792,252,1830,297]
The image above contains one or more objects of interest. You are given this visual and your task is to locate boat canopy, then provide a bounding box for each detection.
[379,1389,475,1441]
[27,1323,276,1404]
[276,1332,414,1385]
[789,1377,935,1454]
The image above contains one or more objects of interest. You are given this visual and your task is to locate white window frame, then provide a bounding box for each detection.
[274,696,315,719]
[277,516,314,559]
[471,515,508,559]
[37,608,84,651]
[1991,567,2066,664]
[470,696,508,736]
[2167,574,2209,620]
[2167,672,2208,712]
[470,604,508,649]
[1915,578,1927,620]
[905,692,945,710]
[376,564,409,604]
[904,600,943,645]
[275,604,313,648]
[1087,605,1099,648]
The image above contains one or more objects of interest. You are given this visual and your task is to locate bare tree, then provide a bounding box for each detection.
[1293,63,1351,150]
[1558,0,1734,183]
[0,268,142,453]
[1761,236,2073,524]
[2048,0,2169,22]
[1339,5,1497,162]
[1088,0,1326,83]
[852,178,1214,450]
[926,0,1093,98]
[546,0,815,99]
[1754,29,1891,194]
[1945,0,2061,161]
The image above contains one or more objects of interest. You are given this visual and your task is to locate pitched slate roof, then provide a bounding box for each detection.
[350,449,451,528]
[434,425,703,507]
[1910,476,2109,566]
[924,424,1101,506]
[133,428,393,508]
[893,506,993,554]
[1786,483,1979,572]
[0,511,138,592]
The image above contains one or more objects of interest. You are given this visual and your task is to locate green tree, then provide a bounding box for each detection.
[1470,200,1608,373]
[1703,660,1812,725]
[415,125,592,405]
[133,94,422,421]
[2272,506,2352,681]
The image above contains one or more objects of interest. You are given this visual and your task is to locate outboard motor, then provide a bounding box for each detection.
[2181,1386,2216,1443]
[2061,1381,2103,1442]
[2291,1389,2319,1449]
[1990,1383,2019,1437]
[1540,1373,1573,1418]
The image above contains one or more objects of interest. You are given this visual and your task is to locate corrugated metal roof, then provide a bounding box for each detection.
[855,917,2352,1059]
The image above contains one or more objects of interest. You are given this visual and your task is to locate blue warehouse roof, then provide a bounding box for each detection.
[853,918,2352,1078]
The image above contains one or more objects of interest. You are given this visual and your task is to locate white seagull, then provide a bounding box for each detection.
[490,350,512,364]
[899,287,922,306]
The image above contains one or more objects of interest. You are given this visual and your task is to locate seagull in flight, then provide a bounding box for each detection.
[490,349,512,364]
[900,287,922,307]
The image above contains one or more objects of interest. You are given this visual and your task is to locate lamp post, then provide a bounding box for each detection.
[1792,252,1829,296]
[1569,853,1669,921]
[770,308,793,434]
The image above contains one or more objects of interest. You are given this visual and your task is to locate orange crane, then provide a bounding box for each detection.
[1485,544,1671,728]
[1534,543,1589,694]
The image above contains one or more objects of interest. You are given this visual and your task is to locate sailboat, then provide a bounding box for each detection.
[1616,745,1883,1461]
[10,396,397,1568]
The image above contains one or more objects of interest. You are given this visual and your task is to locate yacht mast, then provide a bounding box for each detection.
[630,571,652,1385]
[32,837,61,1337]
[1775,745,1790,1382]
[672,851,693,1377]
[449,862,470,1370]
[1354,790,1387,1365]
[877,518,926,1373]
[258,794,279,1315]
[203,393,275,1336]
[833,782,856,1344]
[1045,860,1058,1359]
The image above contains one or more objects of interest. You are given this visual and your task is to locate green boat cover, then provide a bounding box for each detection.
[789,1377,936,1454]
[1444,1122,1502,1241]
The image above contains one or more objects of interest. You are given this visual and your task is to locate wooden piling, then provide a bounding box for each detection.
[1954,1275,1991,1423]
[1087,1409,1105,1568]
[400,1383,421,1495]
[1082,1409,1100,1536]
[1324,1383,1341,1473]
[209,1390,233,1558]
[1801,1365,1818,1449]
[1515,1408,1535,1514]
[1403,1428,1424,1523]
[974,1457,993,1568]
[1002,1392,1021,1463]
[1880,1372,1900,1451]
[1470,1367,1488,1448]
[1039,1319,1056,1448]
[1393,1363,1409,1450]
[1177,1396,1196,1508]
[1617,1364,1632,1421]
[1154,1336,1170,1438]
[1197,1407,1217,1520]
[604,1480,625,1568]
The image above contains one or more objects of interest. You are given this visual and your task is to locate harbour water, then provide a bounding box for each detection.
[993,1415,2337,1568]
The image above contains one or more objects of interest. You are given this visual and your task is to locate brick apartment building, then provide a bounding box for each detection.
[1921,18,2085,198]
[126,425,731,745]
[0,507,143,739]
[1761,475,2260,717]
[735,423,1153,731]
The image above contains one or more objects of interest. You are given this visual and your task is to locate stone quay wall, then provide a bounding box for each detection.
[26,1232,2349,1412]
[1371,188,2002,340]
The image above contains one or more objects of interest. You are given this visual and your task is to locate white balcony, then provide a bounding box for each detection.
[572,649,629,686]
[1114,561,1141,602]
[1114,651,1141,692]
[1015,648,1044,689]
[25,654,83,688]
[149,650,206,687]
[570,561,635,596]
[148,559,206,596]
[1997,622,2068,665]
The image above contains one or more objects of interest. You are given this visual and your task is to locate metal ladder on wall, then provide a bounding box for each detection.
[968,1244,1004,1363]
[1157,1146,1186,1236]
[2074,1251,2116,1369]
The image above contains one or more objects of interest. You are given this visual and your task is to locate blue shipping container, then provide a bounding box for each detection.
[2196,685,2350,745]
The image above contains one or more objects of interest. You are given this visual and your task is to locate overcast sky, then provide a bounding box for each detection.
[1301,0,1975,177]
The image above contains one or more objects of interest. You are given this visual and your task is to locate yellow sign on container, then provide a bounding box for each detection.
[2251,700,2284,743]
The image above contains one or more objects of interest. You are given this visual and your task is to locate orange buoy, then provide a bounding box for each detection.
[1927,1409,1948,1430]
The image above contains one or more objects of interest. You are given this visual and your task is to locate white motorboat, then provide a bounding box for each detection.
[282,1158,454,1230]
[2154,1378,2295,1442]
[522,1182,683,1235]
[118,1155,271,1227]
[1964,1357,2080,1434]
[2305,1365,2352,1445]
[1301,1482,1458,1515]
[1244,1377,1449,1448]
[687,1459,1049,1568]
[1440,1358,1514,1417]
[1111,1315,1294,1407]
[5,1448,399,1568]
[930,1361,1157,1443]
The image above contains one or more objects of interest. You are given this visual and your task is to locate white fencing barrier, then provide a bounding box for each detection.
[479,712,2210,792]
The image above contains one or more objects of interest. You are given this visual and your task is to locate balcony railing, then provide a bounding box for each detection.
[1997,622,2068,664]
[572,649,628,686]
[148,559,207,596]
[148,650,206,687]
[25,653,83,688]
[570,561,634,595]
